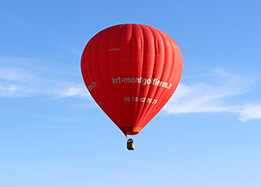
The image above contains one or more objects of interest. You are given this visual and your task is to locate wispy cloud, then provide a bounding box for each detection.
[0,56,89,98]
[55,86,89,98]
[164,68,261,122]
[236,104,261,122]
[1,56,261,122]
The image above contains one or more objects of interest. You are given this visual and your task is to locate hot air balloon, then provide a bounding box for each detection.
[81,24,183,150]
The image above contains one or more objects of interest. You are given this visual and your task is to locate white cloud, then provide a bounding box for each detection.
[164,69,261,122]
[0,56,89,98]
[237,104,261,122]
[0,69,24,81]
[0,84,22,97]
[54,86,90,98]
[1,56,261,122]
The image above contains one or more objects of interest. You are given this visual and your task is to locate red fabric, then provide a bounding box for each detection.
[81,24,183,136]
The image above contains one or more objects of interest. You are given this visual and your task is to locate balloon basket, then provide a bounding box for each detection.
[127,138,135,150]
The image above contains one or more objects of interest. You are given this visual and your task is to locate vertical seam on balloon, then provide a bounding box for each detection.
[119,25,129,129]
[140,37,142,51]
[151,35,176,117]
[134,25,145,127]
[89,33,110,115]
[122,24,133,130]
[138,29,171,126]
[82,38,95,89]
[82,46,97,100]
[96,28,122,125]
[99,29,113,116]
[131,25,143,130]
[134,25,156,128]
[149,36,182,126]
[135,26,158,129]
[129,24,133,129]
[133,24,145,127]
[161,36,181,104]
[137,28,165,127]
[98,30,115,117]
[107,26,125,126]
[81,46,95,101]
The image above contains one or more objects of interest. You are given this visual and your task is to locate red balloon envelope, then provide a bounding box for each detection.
[81,24,183,136]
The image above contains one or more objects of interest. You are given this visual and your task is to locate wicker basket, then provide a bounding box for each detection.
[127,139,135,150]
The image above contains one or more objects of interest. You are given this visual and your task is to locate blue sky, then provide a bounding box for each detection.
[0,0,261,186]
